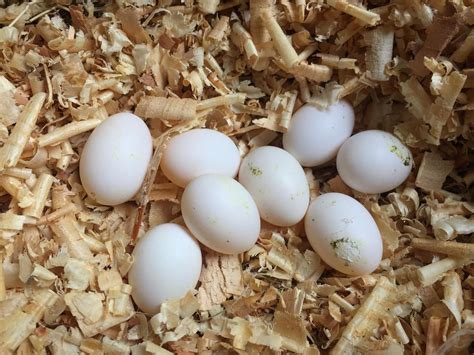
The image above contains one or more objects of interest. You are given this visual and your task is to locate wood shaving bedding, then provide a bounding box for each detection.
[0,1,472,354]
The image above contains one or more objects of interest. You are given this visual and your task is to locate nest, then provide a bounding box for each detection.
[0,0,473,354]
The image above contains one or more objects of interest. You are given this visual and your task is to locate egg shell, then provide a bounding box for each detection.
[304,192,383,276]
[181,174,260,254]
[128,223,202,314]
[80,112,152,206]
[283,101,355,167]
[336,130,412,194]
[238,146,310,226]
[161,129,241,187]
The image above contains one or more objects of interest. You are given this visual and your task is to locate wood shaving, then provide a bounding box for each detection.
[409,16,460,77]
[415,152,455,191]
[364,26,394,81]
[327,0,381,26]
[0,1,473,354]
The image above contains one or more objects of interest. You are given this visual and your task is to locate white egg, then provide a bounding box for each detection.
[336,130,412,194]
[304,193,382,275]
[80,112,152,206]
[181,174,260,254]
[128,223,202,314]
[161,129,241,187]
[238,146,309,226]
[283,101,355,167]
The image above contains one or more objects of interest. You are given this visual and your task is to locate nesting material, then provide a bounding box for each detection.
[37,119,102,147]
[326,0,381,26]
[0,1,472,354]
[411,238,474,259]
[135,96,198,121]
[23,173,53,218]
[330,276,397,354]
[415,152,454,191]
[409,16,460,77]
[0,92,46,171]
[260,8,299,69]
[290,62,333,83]
[364,26,394,81]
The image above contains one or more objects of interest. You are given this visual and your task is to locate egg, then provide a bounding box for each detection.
[80,112,152,206]
[304,193,382,275]
[181,174,260,254]
[128,223,202,314]
[161,129,241,187]
[283,101,355,167]
[336,130,412,194]
[238,146,309,226]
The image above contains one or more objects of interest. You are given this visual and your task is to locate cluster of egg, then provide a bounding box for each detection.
[79,101,413,313]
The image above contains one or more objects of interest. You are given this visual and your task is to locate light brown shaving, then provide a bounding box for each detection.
[415,152,454,191]
[135,96,198,121]
[260,8,299,69]
[0,92,46,171]
[327,0,381,26]
[411,238,474,258]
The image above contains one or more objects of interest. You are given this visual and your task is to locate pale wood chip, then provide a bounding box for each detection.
[0,92,46,171]
[417,257,468,286]
[411,238,474,258]
[197,253,243,310]
[330,276,397,354]
[260,8,299,69]
[273,311,309,352]
[0,290,58,353]
[415,152,454,191]
[135,96,197,121]
[327,0,380,26]
[409,16,460,77]
[364,26,394,81]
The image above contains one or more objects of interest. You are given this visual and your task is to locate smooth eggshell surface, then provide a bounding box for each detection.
[128,223,202,314]
[80,112,152,206]
[304,193,382,276]
[161,129,241,187]
[283,101,355,167]
[336,130,412,194]
[239,146,309,226]
[181,174,260,254]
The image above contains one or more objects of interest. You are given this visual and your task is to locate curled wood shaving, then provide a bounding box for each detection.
[330,276,397,354]
[0,176,34,208]
[273,310,309,352]
[0,93,46,171]
[441,271,463,326]
[409,1,434,28]
[135,97,198,121]
[290,62,333,83]
[364,26,394,81]
[198,0,220,15]
[327,0,381,26]
[260,8,299,69]
[37,119,102,148]
[411,238,474,259]
[415,152,455,192]
[417,258,469,287]
[317,54,358,72]
[409,16,460,77]
[433,216,474,241]
[197,253,243,311]
[0,1,472,353]
[23,173,53,218]
[0,289,58,353]
[116,8,150,45]
[50,216,93,261]
[451,29,474,63]
[399,77,433,121]
[427,70,466,142]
